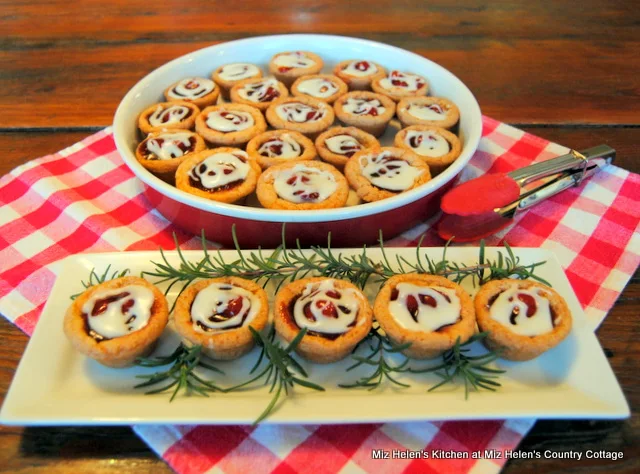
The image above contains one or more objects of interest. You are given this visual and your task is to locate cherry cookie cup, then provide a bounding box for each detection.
[394,126,462,176]
[175,148,261,204]
[173,277,269,360]
[333,91,396,137]
[315,126,380,170]
[246,130,316,169]
[230,77,289,111]
[333,60,386,91]
[256,160,349,210]
[345,147,431,202]
[291,74,348,104]
[274,277,373,364]
[474,279,573,361]
[371,70,429,102]
[397,97,460,130]
[196,103,266,147]
[374,274,476,359]
[266,96,334,140]
[212,63,263,100]
[164,77,220,108]
[268,51,324,87]
[63,276,169,368]
[138,101,199,136]
[136,130,206,183]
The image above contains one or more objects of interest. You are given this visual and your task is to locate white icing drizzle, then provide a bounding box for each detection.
[82,285,154,339]
[148,104,191,127]
[405,131,450,157]
[406,103,447,121]
[379,70,426,92]
[190,282,261,333]
[293,279,359,334]
[205,110,254,132]
[167,77,215,100]
[489,286,555,336]
[237,78,281,103]
[258,134,302,159]
[276,102,325,123]
[218,63,261,81]
[342,98,385,116]
[342,60,378,77]
[189,151,249,190]
[273,52,316,69]
[144,132,194,160]
[297,78,338,98]
[325,135,363,156]
[273,164,337,203]
[388,283,460,332]
[359,150,424,191]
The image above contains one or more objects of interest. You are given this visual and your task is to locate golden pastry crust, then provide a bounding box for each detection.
[371,70,429,102]
[268,51,324,87]
[274,277,373,363]
[394,126,462,176]
[138,101,200,136]
[333,60,386,91]
[135,130,206,183]
[246,130,317,169]
[63,276,169,368]
[397,96,460,130]
[230,77,289,111]
[291,74,348,104]
[173,277,269,360]
[374,274,476,359]
[474,279,573,361]
[344,147,432,202]
[195,103,267,147]
[212,63,263,100]
[265,96,334,139]
[256,160,349,210]
[333,91,396,137]
[315,126,380,170]
[163,77,220,109]
[175,147,262,203]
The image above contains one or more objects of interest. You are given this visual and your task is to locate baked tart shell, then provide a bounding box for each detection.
[394,125,462,176]
[247,130,317,169]
[268,51,324,87]
[397,96,460,130]
[195,103,267,147]
[333,60,386,91]
[315,126,380,170]
[135,131,206,184]
[138,101,200,136]
[333,91,396,137]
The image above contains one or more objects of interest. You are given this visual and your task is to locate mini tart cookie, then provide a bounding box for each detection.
[195,103,266,147]
[246,130,317,169]
[333,60,386,91]
[394,126,462,176]
[175,148,261,203]
[315,126,380,169]
[164,77,220,108]
[345,147,431,202]
[63,276,169,368]
[230,76,289,111]
[256,160,349,210]
[135,130,206,183]
[138,101,199,135]
[291,74,348,104]
[173,277,269,360]
[274,277,373,363]
[374,274,475,359]
[212,63,263,100]
[371,70,429,102]
[266,96,334,139]
[333,91,396,137]
[268,51,324,87]
[474,279,573,361]
[397,96,460,129]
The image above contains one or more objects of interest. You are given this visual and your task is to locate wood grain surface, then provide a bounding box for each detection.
[0,1,638,473]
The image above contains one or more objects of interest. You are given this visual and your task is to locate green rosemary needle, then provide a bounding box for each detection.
[70,264,130,300]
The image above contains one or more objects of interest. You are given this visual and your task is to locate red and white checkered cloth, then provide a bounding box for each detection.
[1,116,638,473]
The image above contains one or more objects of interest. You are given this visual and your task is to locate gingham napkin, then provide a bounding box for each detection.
[1,116,638,474]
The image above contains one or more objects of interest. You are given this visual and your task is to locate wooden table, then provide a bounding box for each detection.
[1,1,638,472]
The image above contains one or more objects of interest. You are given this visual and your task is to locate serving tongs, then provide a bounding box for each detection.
[437,145,616,242]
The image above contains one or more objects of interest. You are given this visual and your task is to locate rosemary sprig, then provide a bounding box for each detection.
[410,332,505,399]
[134,343,224,401]
[225,326,325,425]
[70,264,130,300]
